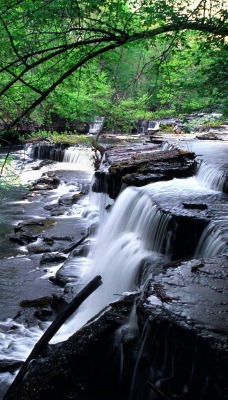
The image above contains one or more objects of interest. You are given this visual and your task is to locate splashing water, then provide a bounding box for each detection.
[52,186,169,342]
[196,160,226,191]
[63,147,94,171]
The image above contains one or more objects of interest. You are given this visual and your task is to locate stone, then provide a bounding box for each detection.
[93,145,196,199]
[40,253,67,265]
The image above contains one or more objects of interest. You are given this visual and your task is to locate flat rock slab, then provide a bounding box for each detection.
[141,254,228,339]
[133,254,228,400]
[95,144,196,199]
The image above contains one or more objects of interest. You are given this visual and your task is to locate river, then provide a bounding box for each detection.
[0,133,227,399]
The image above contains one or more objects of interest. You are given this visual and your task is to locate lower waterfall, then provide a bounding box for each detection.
[52,187,170,342]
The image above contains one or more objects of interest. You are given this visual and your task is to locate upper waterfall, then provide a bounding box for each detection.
[63,147,94,170]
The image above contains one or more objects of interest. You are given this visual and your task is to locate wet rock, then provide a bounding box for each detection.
[27,242,52,254]
[182,202,208,210]
[20,296,54,308]
[58,192,82,206]
[9,233,38,245]
[50,207,67,216]
[196,132,225,140]
[134,255,228,400]
[18,294,69,323]
[31,160,54,170]
[0,360,23,373]
[44,204,69,216]
[43,203,58,211]
[14,220,45,233]
[40,252,67,265]
[50,261,81,288]
[29,173,60,191]
[93,146,196,199]
[27,234,74,254]
[49,275,66,288]
[33,308,53,321]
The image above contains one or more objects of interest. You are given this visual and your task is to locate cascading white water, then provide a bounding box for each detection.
[193,160,228,257]
[53,164,228,342]
[52,187,170,342]
[195,217,228,257]
[63,147,94,170]
[89,116,105,134]
[88,174,113,227]
[24,143,94,171]
[196,160,226,191]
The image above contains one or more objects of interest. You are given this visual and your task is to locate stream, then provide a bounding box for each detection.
[0,133,227,399]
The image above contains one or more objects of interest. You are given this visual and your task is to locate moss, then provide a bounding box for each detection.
[25,131,93,146]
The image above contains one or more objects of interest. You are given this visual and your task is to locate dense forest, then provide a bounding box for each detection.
[0,0,227,137]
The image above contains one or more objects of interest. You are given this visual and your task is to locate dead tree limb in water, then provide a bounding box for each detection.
[62,232,89,254]
[4,275,102,397]
[0,139,13,176]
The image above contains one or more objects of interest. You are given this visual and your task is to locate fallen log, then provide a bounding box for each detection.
[62,232,89,254]
[4,275,102,398]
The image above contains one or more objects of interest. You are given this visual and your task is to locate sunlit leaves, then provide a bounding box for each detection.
[0,0,227,131]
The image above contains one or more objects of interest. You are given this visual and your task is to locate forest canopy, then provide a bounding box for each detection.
[0,0,227,134]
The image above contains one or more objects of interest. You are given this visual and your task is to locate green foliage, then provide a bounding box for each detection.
[104,95,152,133]
[0,154,23,197]
[0,0,227,135]
[27,131,93,146]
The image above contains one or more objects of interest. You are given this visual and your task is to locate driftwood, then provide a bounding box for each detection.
[4,275,102,398]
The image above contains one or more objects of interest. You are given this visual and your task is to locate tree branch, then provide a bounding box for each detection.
[4,275,103,398]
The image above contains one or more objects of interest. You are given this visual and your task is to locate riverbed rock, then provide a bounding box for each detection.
[40,252,67,265]
[29,172,60,191]
[58,192,83,206]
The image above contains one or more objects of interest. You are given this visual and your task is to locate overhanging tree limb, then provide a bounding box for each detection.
[0,14,227,132]
[1,40,129,130]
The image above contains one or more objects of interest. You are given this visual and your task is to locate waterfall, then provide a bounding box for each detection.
[196,160,226,191]
[195,218,228,257]
[26,142,65,161]
[52,187,170,342]
[89,116,105,134]
[194,160,228,257]
[24,143,94,170]
[53,167,228,342]
[63,147,94,170]
[88,174,113,227]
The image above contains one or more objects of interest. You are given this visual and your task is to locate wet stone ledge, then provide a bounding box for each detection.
[135,254,228,400]
[93,144,196,199]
